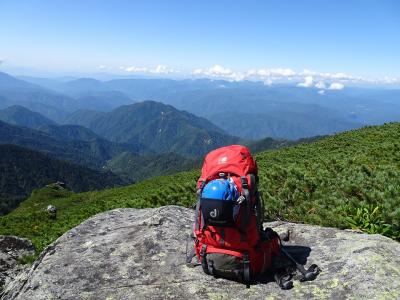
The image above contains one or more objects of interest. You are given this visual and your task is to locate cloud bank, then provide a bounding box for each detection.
[113,63,399,88]
[121,64,178,74]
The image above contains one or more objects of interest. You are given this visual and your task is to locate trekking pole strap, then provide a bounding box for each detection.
[185,235,200,267]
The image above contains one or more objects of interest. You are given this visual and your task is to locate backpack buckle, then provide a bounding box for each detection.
[241,176,249,189]
[237,195,246,204]
[242,253,250,264]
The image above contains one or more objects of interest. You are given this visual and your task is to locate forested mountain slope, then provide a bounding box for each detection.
[64,100,239,157]
[0,120,141,169]
[0,105,57,129]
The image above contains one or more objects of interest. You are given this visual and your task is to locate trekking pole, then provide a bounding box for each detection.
[278,237,321,281]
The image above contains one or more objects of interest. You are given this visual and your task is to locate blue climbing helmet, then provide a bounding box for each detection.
[201,178,239,201]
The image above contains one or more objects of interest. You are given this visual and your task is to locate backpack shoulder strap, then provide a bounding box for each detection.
[240,176,250,241]
[194,180,206,231]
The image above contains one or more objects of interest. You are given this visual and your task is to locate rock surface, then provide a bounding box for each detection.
[2,206,400,300]
[0,236,35,294]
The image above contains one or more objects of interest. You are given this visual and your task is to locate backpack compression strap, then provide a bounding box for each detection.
[185,231,201,267]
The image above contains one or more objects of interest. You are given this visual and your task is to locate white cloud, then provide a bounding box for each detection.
[270,68,296,77]
[192,66,296,82]
[381,76,399,84]
[151,64,177,74]
[246,68,296,78]
[192,65,244,81]
[302,69,318,76]
[123,66,148,72]
[319,72,354,81]
[122,64,177,74]
[318,90,325,95]
[96,64,107,70]
[246,69,257,76]
[315,81,326,89]
[328,82,345,90]
[330,72,353,80]
[209,65,234,76]
[192,68,204,75]
[298,76,314,87]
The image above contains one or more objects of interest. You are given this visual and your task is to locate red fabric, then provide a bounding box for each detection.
[197,145,258,189]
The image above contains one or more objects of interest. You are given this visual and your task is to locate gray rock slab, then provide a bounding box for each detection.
[2,206,400,299]
[0,236,35,294]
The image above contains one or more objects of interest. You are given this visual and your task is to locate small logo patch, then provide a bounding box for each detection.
[210,208,219,218]
[218,156,228,164]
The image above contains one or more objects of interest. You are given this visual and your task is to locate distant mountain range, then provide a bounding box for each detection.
[7,71,399,140]
[0,144,124,215]
[0,103,242,204]
[0,72,136,121]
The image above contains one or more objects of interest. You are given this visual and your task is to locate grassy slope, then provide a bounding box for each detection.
[1,123,399,254]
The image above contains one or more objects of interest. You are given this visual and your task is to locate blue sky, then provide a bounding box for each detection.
[0,0,399,84]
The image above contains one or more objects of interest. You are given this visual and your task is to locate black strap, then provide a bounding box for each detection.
[185,235,200,267]
[219,228,225,247]
[200,244,210,275]
[274,272,294,290]
[185,248,197,267]
[207,260,215,277]
[194,199,201,231]
[243,252,251,288]
[195,180,206,231]
[240,176,250,241]
[255,190,264,231]
[249,174,256,197]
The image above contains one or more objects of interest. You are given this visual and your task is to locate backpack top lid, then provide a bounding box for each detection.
[201,178,239,201]
[199,145,258,185]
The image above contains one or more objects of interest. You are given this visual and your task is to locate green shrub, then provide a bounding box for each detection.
[345,205,399,239]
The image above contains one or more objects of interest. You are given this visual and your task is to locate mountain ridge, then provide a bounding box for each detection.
[0,105,57,129]
[0,119,142,169]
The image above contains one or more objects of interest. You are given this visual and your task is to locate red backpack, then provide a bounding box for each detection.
[187,145,280,285]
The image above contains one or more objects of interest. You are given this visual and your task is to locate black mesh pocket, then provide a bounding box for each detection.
[200,198,235,227]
